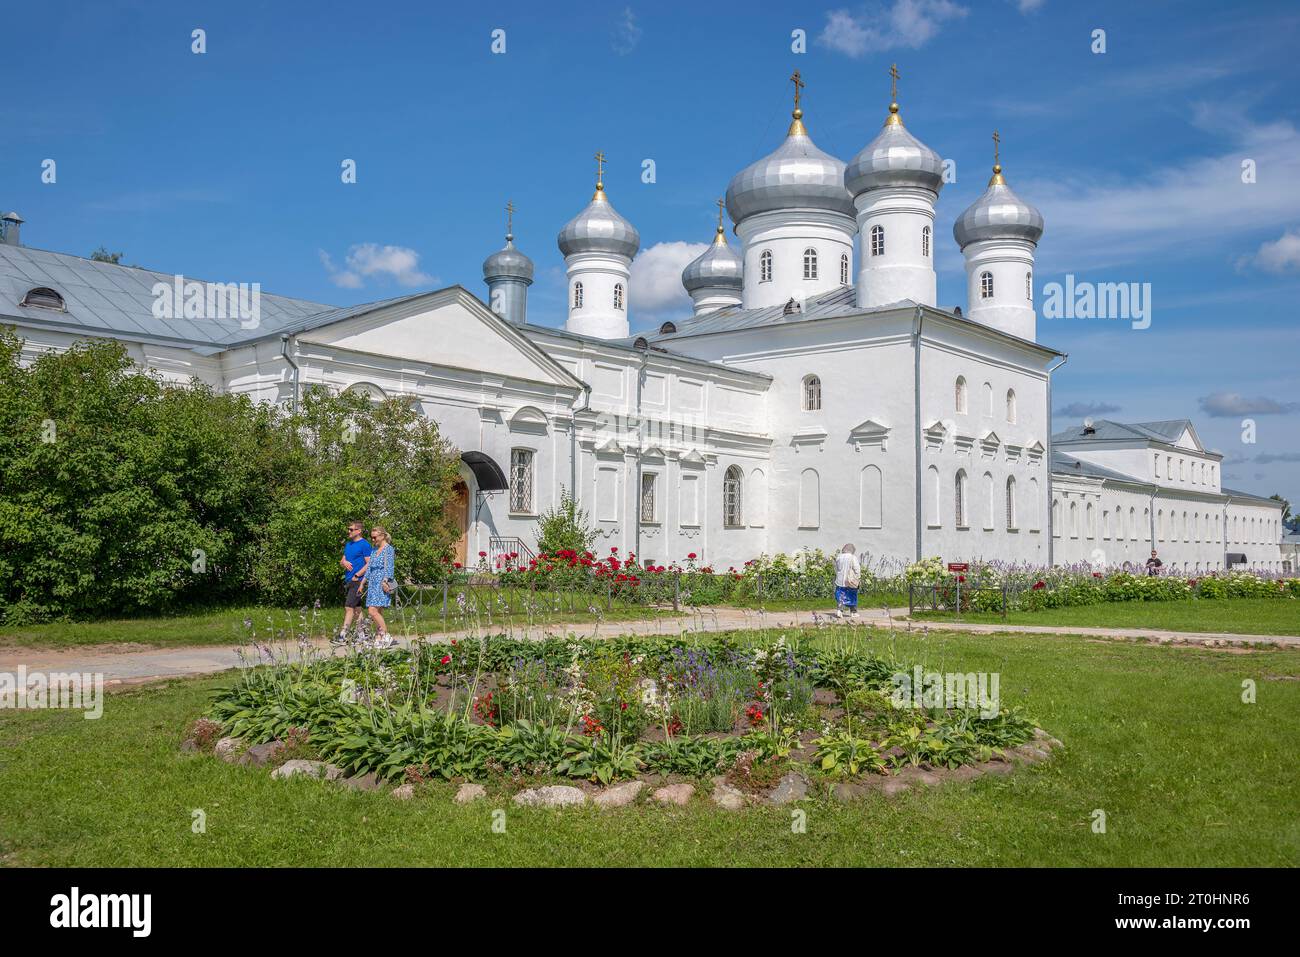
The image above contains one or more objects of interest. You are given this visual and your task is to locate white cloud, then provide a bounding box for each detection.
[819,1,968,57]
[1014,0,1045,12]
[1198,391,1300,417]
[612,6,642,55]
[630,241,706,318]
[1054,401,1121,418]
[1241,228,1300,274]
[1023,115,1300,272]
[319,243,434,289]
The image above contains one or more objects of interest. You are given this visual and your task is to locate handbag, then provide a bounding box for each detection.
[379,546,396,594]
[845,570,860,589]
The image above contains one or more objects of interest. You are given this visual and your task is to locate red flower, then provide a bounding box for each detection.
[478,550,487,558]
[610,547,618,553]
[620,702,628,711]
[687,552,697,560]
[440,654,451,665]
[1032,580,1045,590]
[453,562,462,569]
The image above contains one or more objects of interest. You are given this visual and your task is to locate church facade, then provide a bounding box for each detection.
[0,76,1284,574]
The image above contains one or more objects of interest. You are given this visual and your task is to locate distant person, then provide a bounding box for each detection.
[1145,549,1163,577]
[362,525,397,648]
[834,543,861,619]
[335,520,372,644]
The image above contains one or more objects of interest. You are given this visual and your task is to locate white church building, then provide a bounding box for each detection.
[0,76,1284,574]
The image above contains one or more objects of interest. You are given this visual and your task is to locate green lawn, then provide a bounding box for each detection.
[0,597,681,651]
[2,627,1296,866]
[911,597,1300,636]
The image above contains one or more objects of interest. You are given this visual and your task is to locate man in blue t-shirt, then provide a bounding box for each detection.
[335,520,373,643]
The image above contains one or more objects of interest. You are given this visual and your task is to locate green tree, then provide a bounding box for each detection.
[89,246,124,264]
[1269,494,1291,526]
[535,488,595,555]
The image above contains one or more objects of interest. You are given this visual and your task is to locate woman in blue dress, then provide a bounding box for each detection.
[363,525,396,647]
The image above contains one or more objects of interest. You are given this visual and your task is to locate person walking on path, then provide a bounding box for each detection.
[834,543,861,619]
[362,525,397,647]
[335,520,372,644]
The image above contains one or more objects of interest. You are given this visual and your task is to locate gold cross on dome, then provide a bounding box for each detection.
[992,130,1001,166]
[716,197,725,229]
[594,150,606,187]
[889,62,900,101]
[505,200,515,234]
[790,69,805,111]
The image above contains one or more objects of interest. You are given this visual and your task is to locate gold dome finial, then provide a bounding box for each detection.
[593,150,607,201]
[788,69,808,135]
[885,63,903,126]
[989,130,1006,185]
[713,198,728,245]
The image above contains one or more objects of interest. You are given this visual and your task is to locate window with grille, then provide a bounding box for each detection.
[922,226,930,257]
[803,375,821,411]
[955,376,967,413]
[955,471,967,527]
[640,472,657,522]
[509,449,534,513]
[723,466,744,527]
[1006,389,1016,424]
[980,271,994,299]
[572,282,583,308]
[803,248,818,280]
[759,250,772,282]
[1006,476,1017,530]
[840,253,849,284]
[870,225,884,257]
[613,283,624,310]
[1025,272,1032,300]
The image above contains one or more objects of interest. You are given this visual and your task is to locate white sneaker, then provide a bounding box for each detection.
[374,634,398,649]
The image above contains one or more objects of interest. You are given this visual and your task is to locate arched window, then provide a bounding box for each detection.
[803,248,818,280]
[955,470,968,527]
[613,283,624,310]
[1086,502,1096,538]
[927,465,941,527]
[572,282,583,308]
[984,472,995,529]
[799,468,821,528]
[1006,476,1017,530]
[983,381,993,416]
[1052,498,1061,538]
[723,466,744,528]
[1025,272,1032,300]
[1129,507,1136,540]
[922,226,931,258]
[1069,501,1079,538]
[955,375,968,414]
[1006,389,1017,424]
[802,374,822,411]
[759,250,772,282]
[870,225,884,257]
[840,253,850,285]
[979,271,994,299]
[20,286,66,311]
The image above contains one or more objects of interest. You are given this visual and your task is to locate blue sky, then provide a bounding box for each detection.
[3,0,1298,507]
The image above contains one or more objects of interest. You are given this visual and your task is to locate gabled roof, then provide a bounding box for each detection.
[1053,417,1202,449]
[645,286,866,339]
[0,242,334,349]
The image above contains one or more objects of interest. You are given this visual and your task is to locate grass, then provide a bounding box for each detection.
[2,626,1297,866]
[911,597,1300,636]
[0,596,681,651]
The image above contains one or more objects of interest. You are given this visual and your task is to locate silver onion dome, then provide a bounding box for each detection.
[557,186,640,259]
[682,229,743,292]
[725,111,855,223]
[844,106,944,197]
[953,167,1044,248]
[483,236,534,282]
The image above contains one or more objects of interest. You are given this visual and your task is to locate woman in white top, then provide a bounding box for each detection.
[833,543,861,618]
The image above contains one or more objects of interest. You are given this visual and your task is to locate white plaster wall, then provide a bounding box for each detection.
[854,185,938,308]
[736,210,855,310]
[564,251,631,340]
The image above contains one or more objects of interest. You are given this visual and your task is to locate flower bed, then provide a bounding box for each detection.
[198,632,1046,798]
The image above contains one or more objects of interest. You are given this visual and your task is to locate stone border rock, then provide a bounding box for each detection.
[194,727,1062,808]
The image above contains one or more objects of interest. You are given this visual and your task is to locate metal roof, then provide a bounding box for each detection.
[1050,450,1149,485]
[1052,418,1196,446]
[0,243,336,350]
[646,286,866,340]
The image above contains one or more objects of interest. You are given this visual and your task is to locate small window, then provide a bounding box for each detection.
[803,248,818,280]
[509,449,535,514]
[840,253,849,285]
[759,250,772,282]
[658,321,677,335]
[1005,476,1017,530]
[955,470,968,528]
[922,225,931,258]
[20,287,66,311]
[572,282,583,308]
[613,283,624,310]
[1025,271,1032,300]
[802,374,822,411]
[979,271,994,299]
[640,473,657,523]
[870,225,884,257]
[955,375,968,414]
[1006,388,1017,424]
[723,466,744,528]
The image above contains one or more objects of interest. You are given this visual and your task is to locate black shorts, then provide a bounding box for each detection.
[343,579,365,608]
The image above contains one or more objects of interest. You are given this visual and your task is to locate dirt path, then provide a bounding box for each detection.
[0,607,1295,685]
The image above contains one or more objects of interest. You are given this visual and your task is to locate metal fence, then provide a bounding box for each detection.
[908,582,1010,619]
